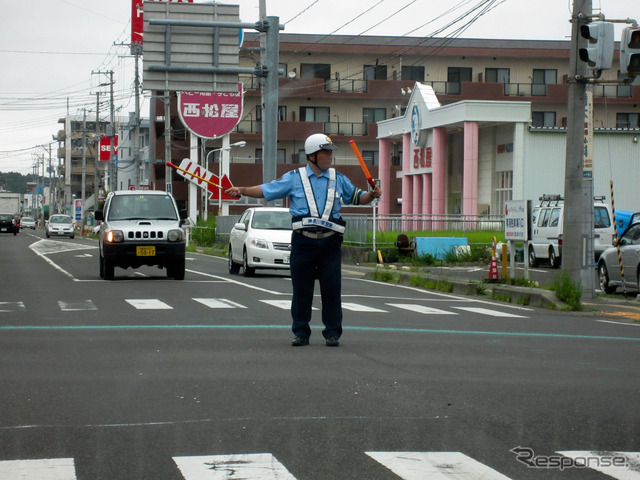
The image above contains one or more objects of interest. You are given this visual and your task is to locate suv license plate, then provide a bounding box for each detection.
[137,246,156,256]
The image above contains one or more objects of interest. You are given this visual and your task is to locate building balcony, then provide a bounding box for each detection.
[235,120,378,141]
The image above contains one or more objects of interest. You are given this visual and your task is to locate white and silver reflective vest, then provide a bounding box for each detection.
[291,167,346,234]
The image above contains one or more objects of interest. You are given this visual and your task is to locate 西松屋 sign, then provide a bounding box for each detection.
[178,87,243,139]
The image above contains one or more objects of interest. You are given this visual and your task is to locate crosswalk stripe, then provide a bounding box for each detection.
[0,301,25,313]
[193,298,247,309]
[453,307,528,318]
[365,451,511,480]
[58,300,97,311]
[386,303,457,315]
[260,299,319,311]
[125,299,173,310]
[342,302,387,313]
[557,451,640,479]
[173,454,296,479]
[0,458,76,480]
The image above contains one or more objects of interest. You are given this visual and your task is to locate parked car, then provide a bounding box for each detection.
[94,190,187,280]
[20,216,36,229]
[598,221,640,294]
[0,213,18,235]
[228,207,292,276]
[529,194,615,268]
[46,214,75,238]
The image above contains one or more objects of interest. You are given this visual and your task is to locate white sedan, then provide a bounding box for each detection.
[228,207,292,276]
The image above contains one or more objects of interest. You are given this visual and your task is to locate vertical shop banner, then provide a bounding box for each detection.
[99,136,118,162]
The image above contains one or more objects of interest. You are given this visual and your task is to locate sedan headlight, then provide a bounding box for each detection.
[251,238,269,249]
[167,229,184,242]
[106,230,124,243]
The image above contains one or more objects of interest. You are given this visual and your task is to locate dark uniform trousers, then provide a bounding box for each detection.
[290,230,343,340]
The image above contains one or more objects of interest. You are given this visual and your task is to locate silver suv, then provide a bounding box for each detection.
[95,190,187,280]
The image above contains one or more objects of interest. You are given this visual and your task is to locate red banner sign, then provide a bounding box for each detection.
[99,136,118,162]
[178,86,243,139]
[132,0,193,44]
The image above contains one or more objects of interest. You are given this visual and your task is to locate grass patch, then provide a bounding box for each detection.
[550,271,583,311]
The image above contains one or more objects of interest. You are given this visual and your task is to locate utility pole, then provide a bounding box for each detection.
[95,92,101,201]
[92,70,116,192]
[81,109,87,233]
[134,51,141,189]
[564,0,595,298]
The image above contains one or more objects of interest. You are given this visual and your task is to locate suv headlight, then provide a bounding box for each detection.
[251,238,269,249]
[167,229,184,242]
[106,230,124,243]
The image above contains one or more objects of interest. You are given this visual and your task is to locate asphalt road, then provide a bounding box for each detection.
[1,230,640,479]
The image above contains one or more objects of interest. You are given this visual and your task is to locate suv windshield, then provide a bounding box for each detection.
[108,194,177,221]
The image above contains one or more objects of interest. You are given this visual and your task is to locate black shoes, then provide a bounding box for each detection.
[291,336,309,347]
[325,336,340,347]
[291,336,340,347]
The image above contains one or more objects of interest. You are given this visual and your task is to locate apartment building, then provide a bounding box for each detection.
[148,33,640,216]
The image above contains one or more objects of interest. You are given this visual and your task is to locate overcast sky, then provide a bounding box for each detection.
[0,0,635,175]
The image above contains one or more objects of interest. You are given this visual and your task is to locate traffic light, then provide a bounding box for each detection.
[579,21,614,70]
[620,27,640,76]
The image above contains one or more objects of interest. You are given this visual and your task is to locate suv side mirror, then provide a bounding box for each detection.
[179,209,188,220]
[95,210,104,221]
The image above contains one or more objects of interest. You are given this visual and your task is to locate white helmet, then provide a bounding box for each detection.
[304,133,337,155]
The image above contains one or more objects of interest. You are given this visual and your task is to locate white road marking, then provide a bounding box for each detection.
[0,301,25,313]
[365,451,511,480]
[453,307,528,318]
[173,454,296,479]
[260,299,318,310]
[386,303,457,315]
[125,299,173,310]
[342,302,387,313]
[193,298,247,309]
[0,458,76,480]
[58,300,97,311]
[557,451,640,479]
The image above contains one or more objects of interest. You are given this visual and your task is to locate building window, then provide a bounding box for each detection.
[401,66,425,81]
[300,63,331,79]
[485,68,510,83]
[300,106,330,122]
[532,69,557,96]
[255,148,286,165]
[362,150,379,166]
[256,105,287,122]
[616,113,640,128]
[362,108,386,124]
[447,67,472,94]
[532,111,556,127]
[496,171,513,213]
[364,64,387,80]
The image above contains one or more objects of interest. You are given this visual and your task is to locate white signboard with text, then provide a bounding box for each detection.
[504,200,529,241]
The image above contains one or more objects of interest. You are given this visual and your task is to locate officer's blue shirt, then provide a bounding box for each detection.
[261,165,361,218]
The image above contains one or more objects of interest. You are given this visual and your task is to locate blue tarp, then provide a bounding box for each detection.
[415,237,468,260]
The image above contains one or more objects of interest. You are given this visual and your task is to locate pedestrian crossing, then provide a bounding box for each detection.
[1,451,638,479]
[0,297,528,318]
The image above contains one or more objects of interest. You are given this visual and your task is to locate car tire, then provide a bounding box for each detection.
[104,256,115,280]
[228,246,240,274]
[243,249,255,277]
[99,253,105,279]
[46,232,50,238]
[528,246,538,268]
[70,234,74,239]
[549,248,560,269]
[598,262,615,294]
[168,258,185,280]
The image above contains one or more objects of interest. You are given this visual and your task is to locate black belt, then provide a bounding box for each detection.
[296,230,337,239]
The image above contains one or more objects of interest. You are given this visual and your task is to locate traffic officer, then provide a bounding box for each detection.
[225,133,382,347]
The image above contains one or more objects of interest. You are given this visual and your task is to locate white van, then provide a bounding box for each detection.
[528,194,615,268]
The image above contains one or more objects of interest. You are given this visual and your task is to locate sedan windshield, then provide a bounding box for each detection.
[251,211,291,230]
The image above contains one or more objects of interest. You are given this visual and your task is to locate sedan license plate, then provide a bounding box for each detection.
[137,246,155,257]
[283,254,290,264]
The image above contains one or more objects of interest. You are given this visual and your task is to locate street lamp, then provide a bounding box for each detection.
[204,140,247,217]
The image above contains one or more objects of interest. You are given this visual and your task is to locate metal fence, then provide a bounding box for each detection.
[341,213,504,246]
[208,213,503,247]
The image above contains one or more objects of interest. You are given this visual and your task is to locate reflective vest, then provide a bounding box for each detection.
[291,167,346,234]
